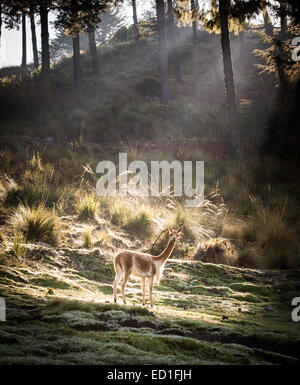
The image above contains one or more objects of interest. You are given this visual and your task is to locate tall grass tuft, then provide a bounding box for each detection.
[0,231,7,248]
[2,176,21,205]
[75,193,99,222]
[12,233,26,257]
[20,182,64,208]
[125,207,153,239]
[152,187,228,243]
[108,201,130,227]
[95,230,113,246]
[81,228,92,248]
[238,196,299,269]
[194,238,238,266]
[10,205,62,246]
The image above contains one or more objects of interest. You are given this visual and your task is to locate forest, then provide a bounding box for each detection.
[0,0,300,366]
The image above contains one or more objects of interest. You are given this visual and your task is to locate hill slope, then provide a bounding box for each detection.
[0,240,299,365]
[0,31,271,143]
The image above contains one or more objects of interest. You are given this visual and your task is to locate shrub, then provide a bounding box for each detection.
[134,77,161,97]
[10,205,62,246]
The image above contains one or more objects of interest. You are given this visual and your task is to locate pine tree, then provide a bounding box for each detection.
[167,0,182,83]
[88,24,99,75]
[156,0,171,103]
[132,0,139,41]
[21,8,26,66]
[29,4,39,68]
[55,0,108,92]
[40,1,51,84]
[191,0,200,96]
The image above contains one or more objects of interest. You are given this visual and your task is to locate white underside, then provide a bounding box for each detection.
[130,259,165,284]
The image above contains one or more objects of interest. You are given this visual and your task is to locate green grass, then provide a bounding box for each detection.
[0,255,299,365]
[0,28,299,365]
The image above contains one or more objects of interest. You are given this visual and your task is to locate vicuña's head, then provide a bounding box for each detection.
[169,227,182,242]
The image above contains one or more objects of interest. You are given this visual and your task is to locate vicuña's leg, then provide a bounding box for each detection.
[121,270,130,305]
[113,265,122,304]
[149,276,154,307]
[141,277,146,306]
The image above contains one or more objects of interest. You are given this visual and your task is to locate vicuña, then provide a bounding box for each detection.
[113,228,182,307]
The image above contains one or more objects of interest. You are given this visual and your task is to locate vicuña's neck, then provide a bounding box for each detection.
[154,239,176,264]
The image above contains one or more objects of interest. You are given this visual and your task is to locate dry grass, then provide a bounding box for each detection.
[125,205,154,239]
[0,147,298,270]
[194,238,239,266]
[12,233,26,257]
[238,196,299,269]
[94,230,113,246]
[1,175,21,205]
[75,193,99,222]
[9,205,62,246]
[108,200,130,227]
[81,228,92,248]
[0,230,7,247]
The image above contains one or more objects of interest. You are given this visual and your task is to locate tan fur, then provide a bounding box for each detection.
[113,228,182,307]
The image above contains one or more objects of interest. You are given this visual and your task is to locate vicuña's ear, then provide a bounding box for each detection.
[178,228,182,233]
[168,228,172,235]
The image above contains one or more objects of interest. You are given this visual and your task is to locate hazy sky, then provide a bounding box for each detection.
[0,13,55,68]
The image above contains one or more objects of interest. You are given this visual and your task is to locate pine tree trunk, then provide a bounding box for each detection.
[21,11,27,67]
[0,1,2,47]
[274,39,288,100]
[156,0,170,104]
[219,0,240,160]
[263,9,273,36]
[88,28,99,75]
[191,0,200,96]
[0,1,3,66]
[73,34,81,92]
[40,4,50,84]
[174,28,182,82]
[30,6,39,69]
[132,0,139,41]
[279,1,288,37]
[167,0,182,83]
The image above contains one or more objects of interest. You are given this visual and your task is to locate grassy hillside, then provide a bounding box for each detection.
[1,239,300,364]
[0,30,300,365]
[0,31,273,142]
[0,149,299,364]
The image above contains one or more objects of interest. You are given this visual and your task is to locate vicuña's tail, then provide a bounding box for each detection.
[114,254,123,273]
